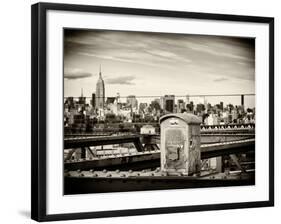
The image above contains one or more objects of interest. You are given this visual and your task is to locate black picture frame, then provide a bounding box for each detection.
[31,2,274,222]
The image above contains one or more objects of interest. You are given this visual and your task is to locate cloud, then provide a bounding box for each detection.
[64,69,92,80]
[67,31,193,68]
[106,75,135,85]
[213,77,228,82]
[187,42,253,62]
[78,52,164,68]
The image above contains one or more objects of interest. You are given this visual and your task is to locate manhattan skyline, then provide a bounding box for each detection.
[64,29,255,108]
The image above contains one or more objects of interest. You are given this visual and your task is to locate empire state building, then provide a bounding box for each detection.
[95,66,105,110]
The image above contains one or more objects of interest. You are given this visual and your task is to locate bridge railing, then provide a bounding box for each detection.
[201,123,255,130]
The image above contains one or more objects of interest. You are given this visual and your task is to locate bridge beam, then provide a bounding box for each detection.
[133,138,144,152]
[64,135,142,149]
[64,140,255,171]
[230,154,246,173]
[64,148,76,161]
[201,140,255,159]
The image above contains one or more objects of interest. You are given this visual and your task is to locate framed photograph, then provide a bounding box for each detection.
[31,2,274,222]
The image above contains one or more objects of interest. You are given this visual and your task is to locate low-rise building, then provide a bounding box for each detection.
[140,124,156,135]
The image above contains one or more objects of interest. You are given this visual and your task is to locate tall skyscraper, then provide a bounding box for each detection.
[241,94,244,111]
[177,99,186,113]
[163,95,175,113]
[95,65,105,110]
[126,95,138,109]
[78,88,86,105]
[220,101,224,110]
[65,97,74,108]
[186,95,190,104]
[91,93,96,108]
[160,96,164,110]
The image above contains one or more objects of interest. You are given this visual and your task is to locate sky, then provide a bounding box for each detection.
[64,29,255,108]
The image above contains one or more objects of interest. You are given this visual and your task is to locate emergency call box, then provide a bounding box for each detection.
[159,113,202,175]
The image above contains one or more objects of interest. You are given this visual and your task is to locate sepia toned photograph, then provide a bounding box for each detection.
[63,29,256,194]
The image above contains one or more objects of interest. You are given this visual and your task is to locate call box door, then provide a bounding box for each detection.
[164,127,188,171]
